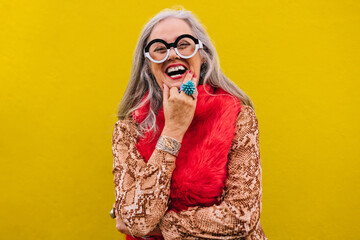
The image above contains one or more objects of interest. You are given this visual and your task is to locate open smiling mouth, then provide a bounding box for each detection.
[165,65,188,79]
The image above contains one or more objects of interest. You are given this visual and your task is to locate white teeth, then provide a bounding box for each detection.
[171,74,181,78]
[166,65,186,74]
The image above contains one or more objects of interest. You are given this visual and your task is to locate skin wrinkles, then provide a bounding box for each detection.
[147,17,204,91]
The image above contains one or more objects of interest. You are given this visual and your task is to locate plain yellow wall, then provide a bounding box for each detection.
[1,0,359,239]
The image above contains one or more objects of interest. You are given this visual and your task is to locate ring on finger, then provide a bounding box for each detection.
[179,80,195,96]
[110,207,116,219]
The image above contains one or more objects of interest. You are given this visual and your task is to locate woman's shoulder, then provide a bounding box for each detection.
[113,117,138,136]
[235,104,258,130]
[230,105,260,153]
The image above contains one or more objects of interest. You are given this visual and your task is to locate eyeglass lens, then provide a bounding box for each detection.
[148,37,196,62]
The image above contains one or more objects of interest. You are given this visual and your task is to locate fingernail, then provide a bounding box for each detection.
[193,74,197,78]
[189,70,193,74]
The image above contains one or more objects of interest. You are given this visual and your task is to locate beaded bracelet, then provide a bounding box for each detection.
[155,135,181,157]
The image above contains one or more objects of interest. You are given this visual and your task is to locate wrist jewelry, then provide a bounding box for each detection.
[156,135,181,157]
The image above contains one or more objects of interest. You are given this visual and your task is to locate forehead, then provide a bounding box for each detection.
[148,18,194,43]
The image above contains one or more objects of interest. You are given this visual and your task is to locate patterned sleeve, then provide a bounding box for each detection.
[112,119,176,237]
[159,105,266,239]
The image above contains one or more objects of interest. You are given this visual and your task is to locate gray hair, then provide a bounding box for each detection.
[117,7,254,136]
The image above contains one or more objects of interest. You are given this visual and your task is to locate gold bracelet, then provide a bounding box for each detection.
[155,135,181,157]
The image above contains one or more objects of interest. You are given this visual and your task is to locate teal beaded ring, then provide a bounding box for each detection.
[179,80,196,95]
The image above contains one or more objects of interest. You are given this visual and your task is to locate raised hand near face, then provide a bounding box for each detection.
[161,70,199,142]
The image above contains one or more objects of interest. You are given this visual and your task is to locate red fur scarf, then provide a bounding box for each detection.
[128,84,241,239]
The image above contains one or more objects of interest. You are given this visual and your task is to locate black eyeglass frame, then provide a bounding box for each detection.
[144,34,204,63]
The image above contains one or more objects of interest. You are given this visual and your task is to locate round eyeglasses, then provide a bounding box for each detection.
[144,34,203,63]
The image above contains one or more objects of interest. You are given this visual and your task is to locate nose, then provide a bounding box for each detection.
[168,47,180,60]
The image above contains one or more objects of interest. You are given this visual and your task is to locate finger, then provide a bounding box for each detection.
[162,84,169,106]
[191,73,199,90]
[116,217,130,235]
[169,86,179,97]
[180,70,198,99]
[182,70,194,84]
[186,67,199,88]
[179,70,193,97]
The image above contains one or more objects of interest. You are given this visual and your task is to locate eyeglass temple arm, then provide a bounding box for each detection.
[198,40,204,49]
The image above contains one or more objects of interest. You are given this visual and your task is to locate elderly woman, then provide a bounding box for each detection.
[111,8,267,240]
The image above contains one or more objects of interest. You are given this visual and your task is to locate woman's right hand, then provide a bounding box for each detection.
[161,70,198,142]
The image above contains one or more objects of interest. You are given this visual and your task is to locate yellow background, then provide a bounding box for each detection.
[1,0,359,239]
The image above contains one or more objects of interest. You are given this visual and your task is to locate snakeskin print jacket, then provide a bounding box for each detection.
[112,104,267,240]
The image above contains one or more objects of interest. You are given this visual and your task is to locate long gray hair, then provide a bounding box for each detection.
[117,8,254,136]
